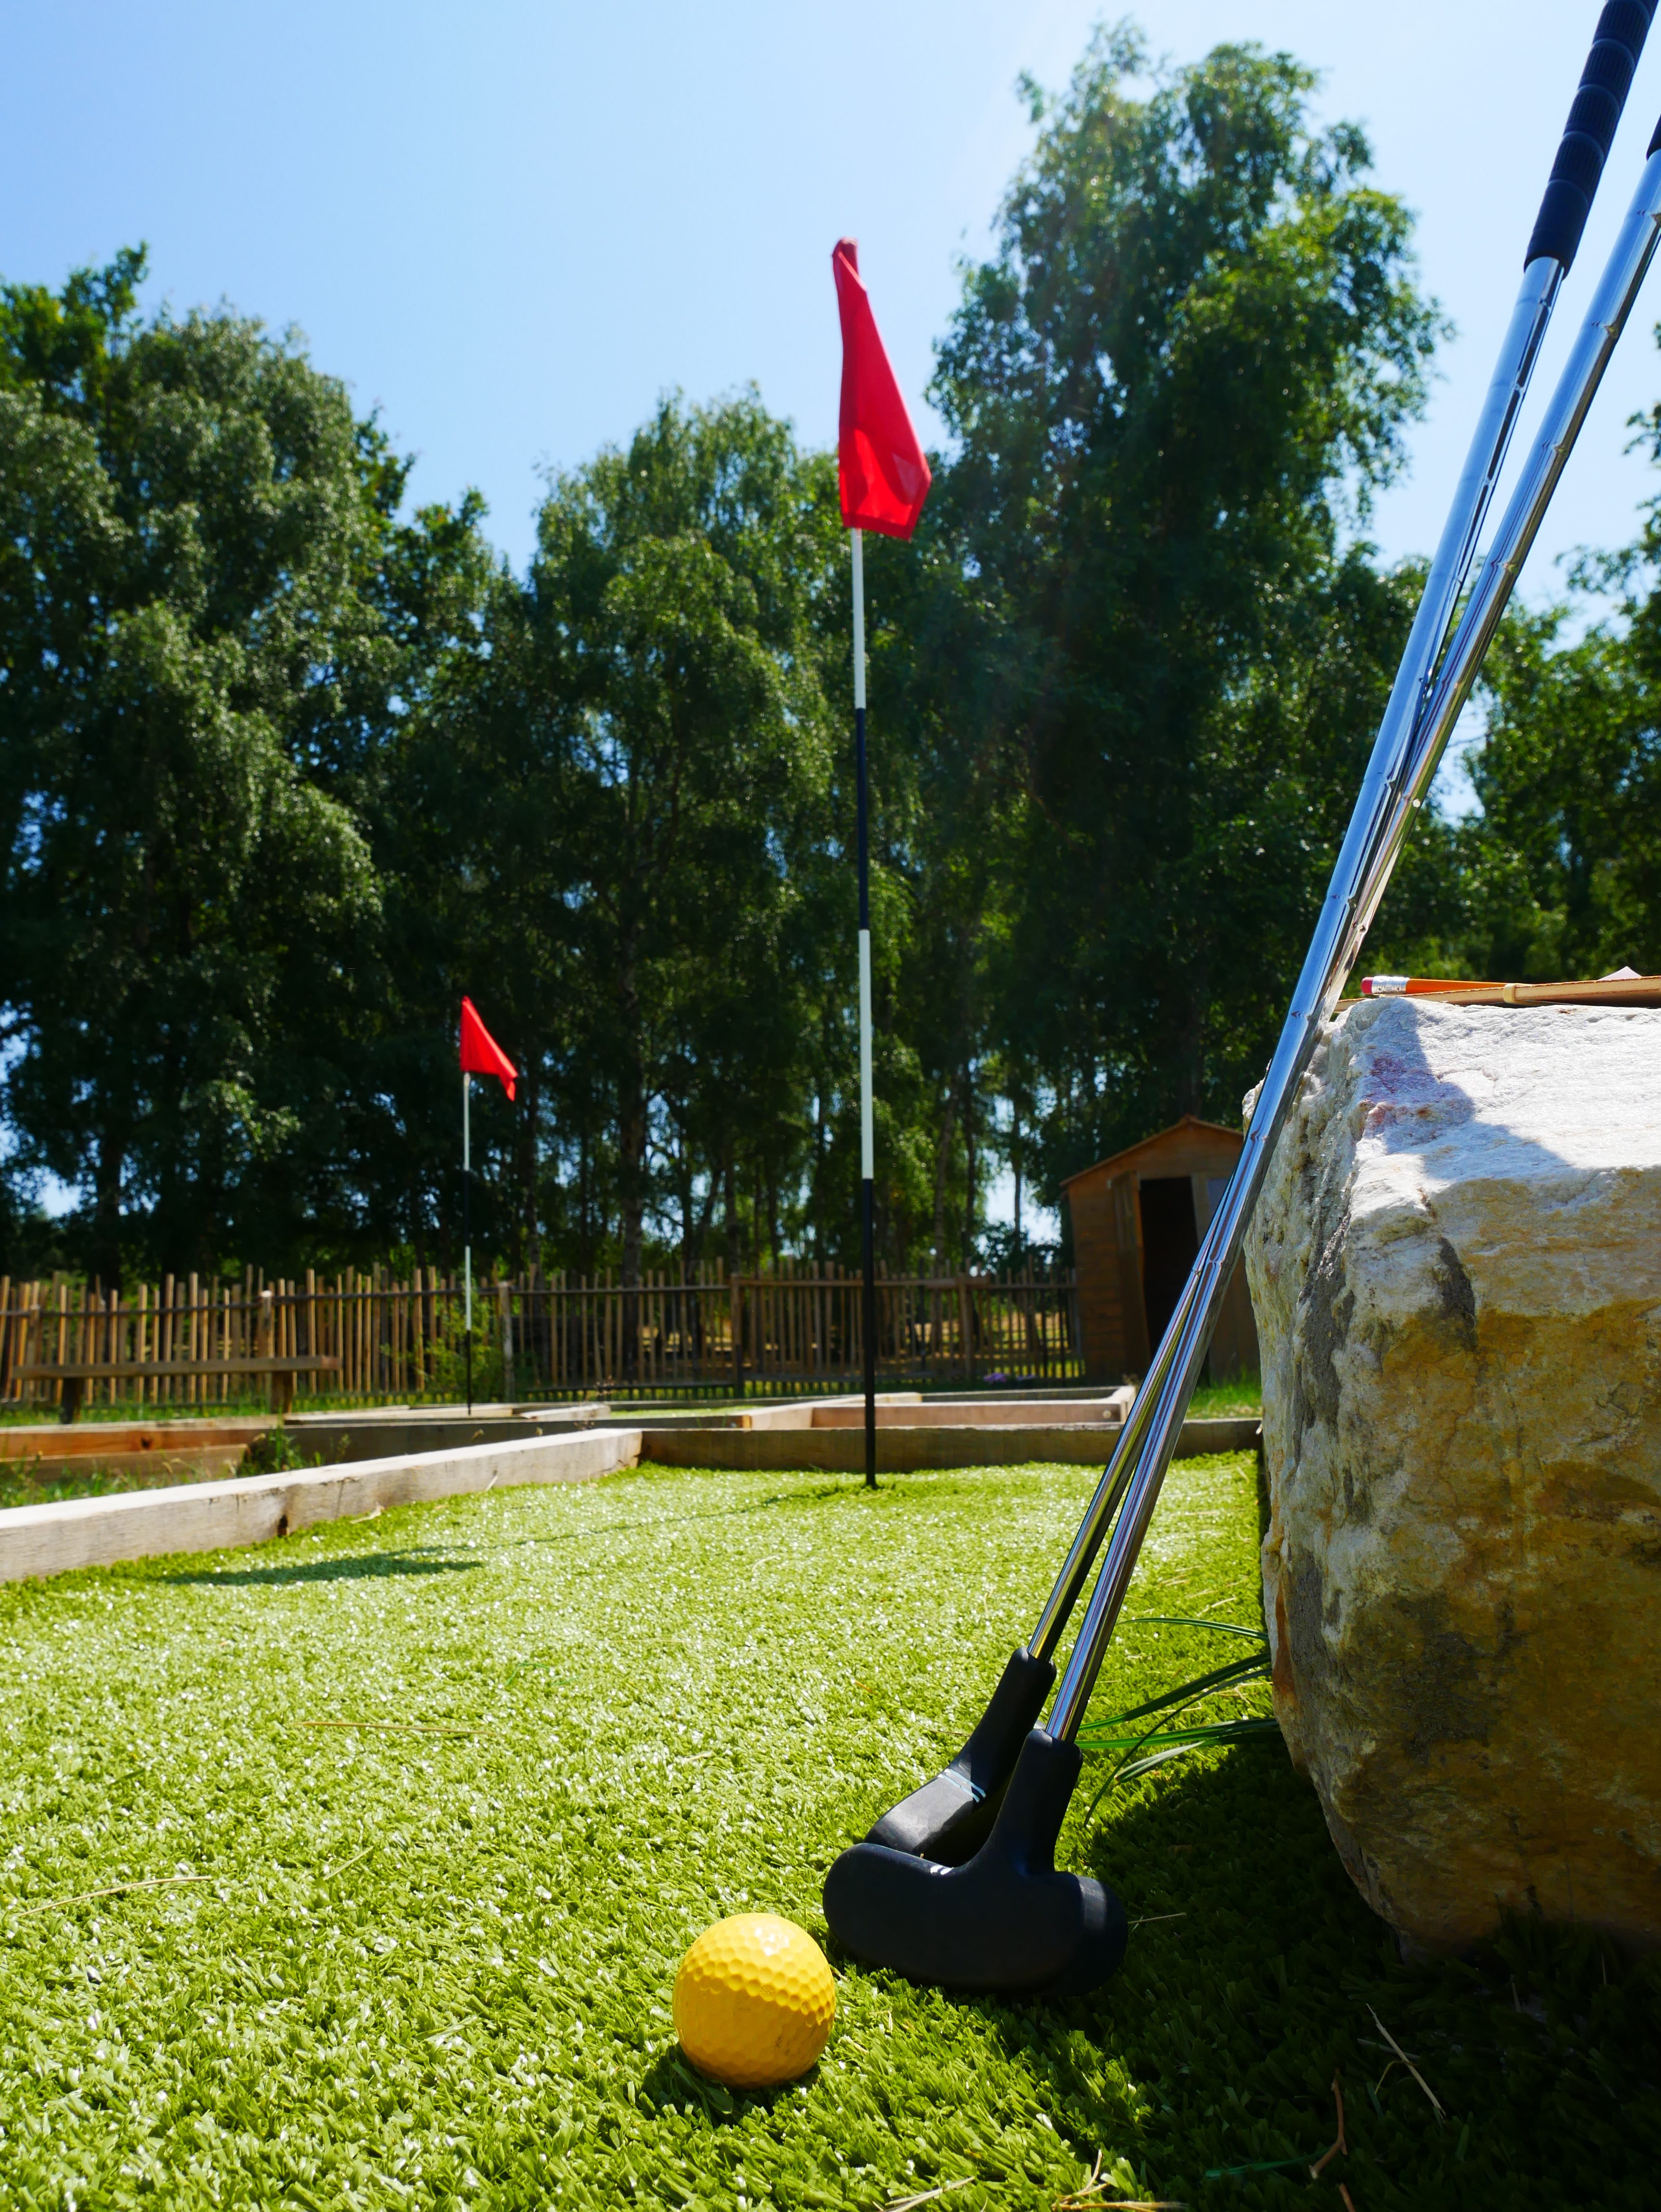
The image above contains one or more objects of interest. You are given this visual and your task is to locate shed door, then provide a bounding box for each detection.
[1139,1176,1199,1357]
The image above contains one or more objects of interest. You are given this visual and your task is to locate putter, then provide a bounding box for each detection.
[849,0,1655,1879]
[825,6,1661,1997]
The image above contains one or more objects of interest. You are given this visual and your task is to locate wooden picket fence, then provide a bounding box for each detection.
[0,1258,1081,1415]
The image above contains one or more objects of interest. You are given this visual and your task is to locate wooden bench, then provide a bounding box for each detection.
[14,1357,340,1423]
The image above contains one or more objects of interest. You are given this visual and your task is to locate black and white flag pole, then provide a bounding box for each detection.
[831,235,934,1492]
[457,994,517,1422]
[852,526,878,1491]
[462,1070,474,1417]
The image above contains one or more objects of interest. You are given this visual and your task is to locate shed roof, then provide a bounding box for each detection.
[1060,1113,1244,1193]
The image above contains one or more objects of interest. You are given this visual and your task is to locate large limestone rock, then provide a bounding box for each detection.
[1245,999,1661,1951]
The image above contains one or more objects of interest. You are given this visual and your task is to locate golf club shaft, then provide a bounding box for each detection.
[1024,262,1559,1666]
[1023,1,1656,1674]
[1044,123,1661,1746]
[1360,131,1661,939]
[463,1070,473,1416]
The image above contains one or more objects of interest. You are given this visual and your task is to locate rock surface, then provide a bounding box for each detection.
[1244,998,1661,1950]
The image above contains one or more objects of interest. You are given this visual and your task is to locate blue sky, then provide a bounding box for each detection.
[8,1,1661,589]
[7,1,1661,1228]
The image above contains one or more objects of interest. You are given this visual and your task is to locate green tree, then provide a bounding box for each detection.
[0,17,1483,1303]
[332,492,516,1271]
[846,516,1014,1272]
[931,26,1442,1184]
[1403,611,1661,985]
[0,253,378,1279]
[468,395,842,1324]
[1425,374,1661,985]
[1367,346,1661,998]
[0,250,501,1281]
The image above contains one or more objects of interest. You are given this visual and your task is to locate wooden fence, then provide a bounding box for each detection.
[0,1260,1082,1414]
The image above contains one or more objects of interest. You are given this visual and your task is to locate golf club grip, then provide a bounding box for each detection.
[1526,1,1656,271]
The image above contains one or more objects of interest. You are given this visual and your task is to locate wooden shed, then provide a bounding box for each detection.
[1061,1115,1259,1383]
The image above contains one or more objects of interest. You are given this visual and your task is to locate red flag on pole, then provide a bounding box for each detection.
[460,997,517,1100]
[832,239,932,540]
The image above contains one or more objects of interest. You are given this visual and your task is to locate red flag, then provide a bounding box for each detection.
[460,997,516,1101]
[832,239,932,540]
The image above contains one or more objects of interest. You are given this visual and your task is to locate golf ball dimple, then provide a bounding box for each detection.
[672,1913,836,2087]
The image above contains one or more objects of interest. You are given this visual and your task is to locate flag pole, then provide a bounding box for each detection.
[462,1070,474,1416]
[852,527,877,1490]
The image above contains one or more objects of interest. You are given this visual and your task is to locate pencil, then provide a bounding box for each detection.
[1359,975,1498,997]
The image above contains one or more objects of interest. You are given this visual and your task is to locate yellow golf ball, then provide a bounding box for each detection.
[672,1913,836,2088]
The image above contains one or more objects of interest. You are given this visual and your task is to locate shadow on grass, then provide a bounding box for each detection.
[163,1478,884,1588]
[639,2046,741,2120]
[854,1744,1661,2209]
[523,1465,1038,1562]
[637,2043,821,2126]
[164,1546,481,1586]
[499,1480,860,1553]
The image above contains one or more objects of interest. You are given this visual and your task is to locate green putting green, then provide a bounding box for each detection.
[0,1454,1654,2209]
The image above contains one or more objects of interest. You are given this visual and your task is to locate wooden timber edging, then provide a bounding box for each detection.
[1,1419,274,1462]
[0,1412,1261,1584]
[0,1417,275,1491]
[799,1394,1134,1429]
[638,1415,1261,1474]
[285,1406,605,1466]
[0,1427,643,1585]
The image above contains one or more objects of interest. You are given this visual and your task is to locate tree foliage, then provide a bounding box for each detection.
[0,251,381,1279]
[10,21,1660,1292]
[930,26,1442,1173]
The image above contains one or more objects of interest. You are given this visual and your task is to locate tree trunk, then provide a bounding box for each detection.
[1012,1102,1024,1259]
[724,1157,741,1281]
[619,1096,645,1381]
[1176,980,1208,1118]
[511,1061,536,1279]
[91,1129,125,1293]
[931,1088,958,1273]
[617,932,646,1378]
[962,1068,977,1269]
[678,1124,697,1282]
[578,1127,593,1276]
[691,1166,719,1269]
[618,1107,646,1288]
[812,1090,826,1266]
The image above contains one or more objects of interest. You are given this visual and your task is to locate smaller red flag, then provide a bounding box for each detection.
[833,239,932,539]
[460,997,517,1101]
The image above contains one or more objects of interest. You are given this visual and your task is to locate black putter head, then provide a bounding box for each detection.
[865,1647,1055,1863]
[824,1727,1128,1998]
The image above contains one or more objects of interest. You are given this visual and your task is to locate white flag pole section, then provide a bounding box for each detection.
[851,527,877,1489]
[462,1069,474,1415]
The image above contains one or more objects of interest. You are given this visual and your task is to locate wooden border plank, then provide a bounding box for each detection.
[0,1427,643,1584]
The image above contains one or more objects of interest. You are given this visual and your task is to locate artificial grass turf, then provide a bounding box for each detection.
[0,1456,1654,2210]
[1180,1381,1261,1419]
